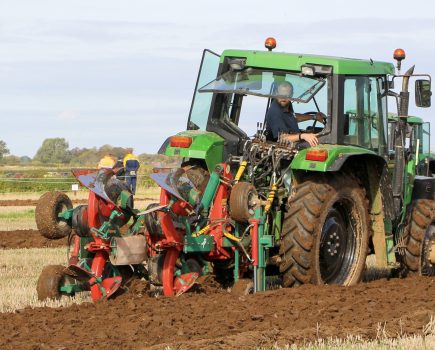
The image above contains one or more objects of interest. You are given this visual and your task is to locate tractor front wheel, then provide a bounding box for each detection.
[279,175,369,287]
[37,265,73,301]
[35,191,72,239]
[404,200,435,276]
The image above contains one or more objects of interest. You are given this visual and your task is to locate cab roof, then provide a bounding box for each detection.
[221,49,394,75]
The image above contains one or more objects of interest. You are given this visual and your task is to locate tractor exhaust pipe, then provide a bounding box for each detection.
[392,65,415,216]
[398,65,415,117]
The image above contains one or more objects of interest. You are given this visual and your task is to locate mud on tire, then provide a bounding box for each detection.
[403,199,435,276]
[37,265,72,301]
[279,175,369,287]
[35,191,73,239]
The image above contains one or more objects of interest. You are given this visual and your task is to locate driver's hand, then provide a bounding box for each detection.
[301,133,319,147]
[315,112,327,124]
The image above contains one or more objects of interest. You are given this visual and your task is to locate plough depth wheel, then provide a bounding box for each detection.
[35,191,72,239]
[37,265,73,301]
[229,182,258,222]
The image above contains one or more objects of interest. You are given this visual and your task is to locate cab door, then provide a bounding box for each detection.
[187,50,220,131]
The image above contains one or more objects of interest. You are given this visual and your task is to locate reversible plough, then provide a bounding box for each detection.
[36,138,292,301]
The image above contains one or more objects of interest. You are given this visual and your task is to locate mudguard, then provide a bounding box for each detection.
[160,130,224,172]
[290,144,382,172]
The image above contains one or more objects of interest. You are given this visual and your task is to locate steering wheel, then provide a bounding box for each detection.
[302,111,326,131]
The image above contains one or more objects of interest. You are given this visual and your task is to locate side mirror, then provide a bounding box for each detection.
[383,79,394,90]
[415,79,432,108]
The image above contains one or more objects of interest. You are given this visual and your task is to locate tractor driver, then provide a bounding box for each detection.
[265,81,325,147]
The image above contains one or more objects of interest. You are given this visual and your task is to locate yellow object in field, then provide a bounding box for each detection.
[123,152,139,167]
[98,155,116,169]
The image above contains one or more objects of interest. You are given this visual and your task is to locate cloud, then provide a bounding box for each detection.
[2,14,435,156]
[0,20,205,64]
[57,110,78,121]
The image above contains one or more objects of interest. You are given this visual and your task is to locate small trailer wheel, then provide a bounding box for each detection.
[35,191,72,239]
[229,182,258,222]
[37,265,73,301]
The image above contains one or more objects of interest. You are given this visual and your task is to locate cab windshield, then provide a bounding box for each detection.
[199,68,325,103]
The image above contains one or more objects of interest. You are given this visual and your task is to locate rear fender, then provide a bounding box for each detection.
[159,131,224,172]
[291,144,381,172]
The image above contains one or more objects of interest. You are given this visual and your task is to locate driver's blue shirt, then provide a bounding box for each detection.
[265,100,300,140]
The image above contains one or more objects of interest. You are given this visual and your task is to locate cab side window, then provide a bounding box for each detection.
[343,76,387,154]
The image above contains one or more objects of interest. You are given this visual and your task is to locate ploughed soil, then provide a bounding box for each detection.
[0,230,67,249]
[0,276,434,349]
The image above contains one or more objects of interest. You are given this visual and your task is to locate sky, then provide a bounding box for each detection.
[1,0,435,157]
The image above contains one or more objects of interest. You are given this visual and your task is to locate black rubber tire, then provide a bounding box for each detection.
[71,205,90,237]
[186,258,203,276]
[35,191,73,239]
[279,175,369,287]
[144,203,164,238]
[403,200,435,276]
[36,265,69,301]
[229,182,258,222]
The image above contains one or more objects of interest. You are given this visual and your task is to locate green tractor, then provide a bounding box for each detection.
[35,39,435,300]
[158,39,435,291]
[388,113,435,177]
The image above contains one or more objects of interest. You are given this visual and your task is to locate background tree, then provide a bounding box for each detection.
[0,140,10,161]
[2,155,20,165]
[97,144,127,161]
[20,156,32,164]
[34,138,71,164]
[70,147,100,166]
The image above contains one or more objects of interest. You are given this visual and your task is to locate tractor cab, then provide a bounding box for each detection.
[165,39,431,170]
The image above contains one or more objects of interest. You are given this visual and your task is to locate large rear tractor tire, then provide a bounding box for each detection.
[403,200,435,276]
[35,191,72,239]
[37,265,73,301]
[279,175,369,287]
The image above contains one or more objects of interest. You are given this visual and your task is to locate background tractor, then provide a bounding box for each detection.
[35,39,435,300]
[387,113,435,177]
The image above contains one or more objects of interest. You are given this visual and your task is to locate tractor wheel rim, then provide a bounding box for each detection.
[56,202,69,228]
[320,202,356,283]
